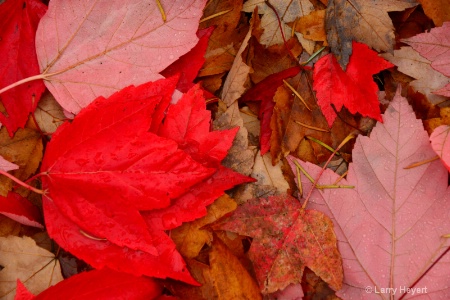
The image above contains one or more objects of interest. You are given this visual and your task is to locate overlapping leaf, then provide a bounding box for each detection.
[0,0,46,135]
[313,41,393,126]
[288,87,450,299]
[40,77,252,283]
[35,0,206,114]
[430,125,450,171]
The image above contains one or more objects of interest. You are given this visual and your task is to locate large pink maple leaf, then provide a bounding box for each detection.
[288,86,450,299]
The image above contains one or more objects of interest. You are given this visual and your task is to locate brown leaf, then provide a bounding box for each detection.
[296,9,328,44]
[0,128,42,196]
[208,238,262,300]
[199,0,247,77]
[417,0,450,26]
[33,91,65,134]
[171,194,237,258]
[326,0,417,68]
[0,236,63,300]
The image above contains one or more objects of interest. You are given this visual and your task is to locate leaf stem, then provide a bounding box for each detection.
[0,170,45,195]
[302,134,355,209]
[0,74,46,95]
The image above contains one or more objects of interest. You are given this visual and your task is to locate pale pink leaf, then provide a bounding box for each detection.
[288,86,450,299]
[430,125,450,171]
[35,0,206,114]
[0,155,18,172]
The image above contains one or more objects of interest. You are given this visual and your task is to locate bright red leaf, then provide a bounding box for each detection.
[35,0,206,115]
[15,269,162,300]
[240,66,301,155]
[288,87,450,299]
[430,125,450,171]
[0,192,43,229]
[313,41,393,127]
[161,27,214,94]
[40,77,252,284]
[0,0,46,136]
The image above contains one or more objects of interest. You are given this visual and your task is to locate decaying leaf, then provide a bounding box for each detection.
[33,92,67,135]
[326,0,417,68]
[243,0,315,52]
[288,87,450,299]
[402,22,450,97]
[217,194,343,295]
[381,47,450,104]
[0,235,63,300]
[0,128,43,197]
[171,194,237,258]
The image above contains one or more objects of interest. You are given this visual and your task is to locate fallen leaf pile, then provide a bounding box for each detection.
[0,0,449,299]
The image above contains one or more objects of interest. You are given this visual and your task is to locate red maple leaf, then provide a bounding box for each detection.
[40,77,253,284]
[313,41,393,126]
[15,269,163,299]
[0,0,46,136]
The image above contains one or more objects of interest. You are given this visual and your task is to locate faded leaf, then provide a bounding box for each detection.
[33,92,65,134]
[221,12,253,106]
[218,194,343,295]
[288,87,450,299]
[381,47,450,104]
[326,0,417,68]
[402,22,450,97]
[0,128,43,197]
[0,235,63,300]
[171,194,237,258]
[252,150,289,194]
[243,0,315,51]
[198,0,245,77]
[430,125,450,171]
[296,9,327,44]
[35,0,206,114]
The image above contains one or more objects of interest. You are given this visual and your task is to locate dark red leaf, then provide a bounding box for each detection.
[0,0,46,136]
[240,66,301,155]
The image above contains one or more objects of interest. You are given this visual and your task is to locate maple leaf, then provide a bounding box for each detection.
[15,269,163,300]
[40,77,252,284]
[0,236,63,299]
[313,41,393,127]
[217,194,343,295]
[242,0,315,53]
[33,0,206,115]
[430,125,450,171]
[241,66,301,154]
[326,0,417,68]
[402,22,450,97]
[0,192,43,229]
[381,47,450,105]
[0,0,46,136]
[288,87,450,299]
